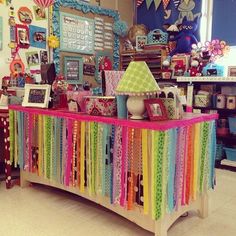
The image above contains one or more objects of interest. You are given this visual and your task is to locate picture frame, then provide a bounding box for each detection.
[0,16,3,50]
[33,6,47,21]
[15,24,30,49]
[22,84,51,108]
[136,35,147,51]
[228,66,236,77]
[64,56,83,84]
[10,58,25,75]
[144,98,168,121]
[26,51,40,67]
[29,25,47,49]
[171,54,190,78]
[17,7,33,24]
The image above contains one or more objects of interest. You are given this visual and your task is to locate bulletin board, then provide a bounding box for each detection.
[53,0,120,86]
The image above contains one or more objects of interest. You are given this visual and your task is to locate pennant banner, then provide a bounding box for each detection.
[146,0,154,9]
[154,0,162,10]
[137,0,144,7]
[173,0,180,8]
[162,0,171,9]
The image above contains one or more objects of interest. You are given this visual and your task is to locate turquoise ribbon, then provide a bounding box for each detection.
[168,128,177,212]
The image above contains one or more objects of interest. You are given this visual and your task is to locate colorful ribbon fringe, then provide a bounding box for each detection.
[10,111,216,220]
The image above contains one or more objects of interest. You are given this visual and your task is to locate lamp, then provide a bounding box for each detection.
[116,61,160,119]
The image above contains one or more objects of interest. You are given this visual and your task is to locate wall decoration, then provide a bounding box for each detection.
[33,6,47,20]
[95,51,113,83]
[52,0,120,74]
[22,84,51,108]
[0,17,2,50]
[33,0,54,9]
[59,12,95,54]
[26,51,40,67]
[40,50,48,64]
[29,25,47,49]
[48,34,59,48]
[18,7,33,24]
[136,35,147,51]
[144,98,168,121]
[64,56,83,84]
[10,57,25,75]
[16,24,30,49]
[83,64,95,76]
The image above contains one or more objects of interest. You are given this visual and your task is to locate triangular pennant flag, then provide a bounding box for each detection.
[154,0,162,10]
[162,0,171,9]
[184,0,190,5]
[146,0,154,9]
[137,0,144,7]
[173,0,180,8]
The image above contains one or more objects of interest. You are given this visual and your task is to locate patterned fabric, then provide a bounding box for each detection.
[104,70,124,96]
[0,114,11,189]
[10,110,217,220]
[116,61,160,95]
[162,0,171,9]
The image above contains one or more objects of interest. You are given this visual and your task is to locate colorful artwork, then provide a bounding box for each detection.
[29,25,47,49]
[33,6,46,20]
[18,7,33,24]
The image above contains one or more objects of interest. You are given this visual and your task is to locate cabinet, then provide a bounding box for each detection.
[120,47,168,78]
[177,76,236,169]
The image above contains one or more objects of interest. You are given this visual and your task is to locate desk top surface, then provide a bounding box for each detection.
[9,105,218,131]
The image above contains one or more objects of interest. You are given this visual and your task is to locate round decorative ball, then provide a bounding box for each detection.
[128,24,149,45]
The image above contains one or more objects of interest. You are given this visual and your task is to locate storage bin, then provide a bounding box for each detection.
[223,147,236,161]
[226,95,236,109]
[194,94,211,107]
[228,117,236,134]
[216,143,224,160]
[216,94,225,109]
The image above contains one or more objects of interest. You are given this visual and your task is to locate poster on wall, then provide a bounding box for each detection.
[29,25,47,49]
[60,12,95,54]
[26,51,40,67]
[0,17,2,50]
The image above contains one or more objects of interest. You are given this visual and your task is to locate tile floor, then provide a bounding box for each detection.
[0,169,236,236]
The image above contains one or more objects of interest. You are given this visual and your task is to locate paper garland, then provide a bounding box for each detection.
[10,111,217,221]
[144,0,170,10]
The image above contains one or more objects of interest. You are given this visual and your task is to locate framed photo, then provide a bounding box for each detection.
[136,35,147,51]
[33,6,47,21]
[83,63,95,76]
[228,66,236,77]
[29,25,47,49]
[10,58,25,75]
[171,54,190,77]
[40,50,48,64]
[22,84,51,108]
[16,24,30,49]
[64,56,83,84]
[144,98,168,121]
[26,51,40,67]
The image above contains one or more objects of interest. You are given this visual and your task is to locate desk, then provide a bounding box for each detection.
[9,105,217,236]
[0,112,11,189]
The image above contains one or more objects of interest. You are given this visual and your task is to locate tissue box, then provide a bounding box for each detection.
[194,94,211,107]
[84,96,117,116]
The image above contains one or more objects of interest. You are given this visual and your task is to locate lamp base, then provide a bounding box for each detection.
[126,95,147,120]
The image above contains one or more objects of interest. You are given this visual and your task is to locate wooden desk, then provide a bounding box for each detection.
[9,105,218,236]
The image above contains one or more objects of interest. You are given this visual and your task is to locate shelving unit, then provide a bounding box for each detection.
[176,76,236,169]
[120,47,168,79]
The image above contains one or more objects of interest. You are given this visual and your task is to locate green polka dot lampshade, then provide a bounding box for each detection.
[116,61,160,95]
